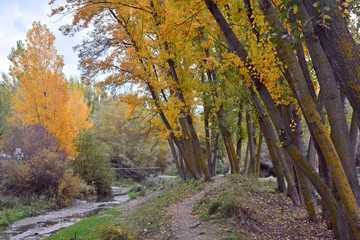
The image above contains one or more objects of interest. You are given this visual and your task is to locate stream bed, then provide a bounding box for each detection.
[0,186,130,240]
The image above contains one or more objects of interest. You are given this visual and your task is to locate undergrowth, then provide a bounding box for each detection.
[193,175,276,239]
[0,194,56,229]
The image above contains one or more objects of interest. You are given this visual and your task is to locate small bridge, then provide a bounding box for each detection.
[111,167,162,180]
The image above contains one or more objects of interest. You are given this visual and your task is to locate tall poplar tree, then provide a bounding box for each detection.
[9,22,92,156]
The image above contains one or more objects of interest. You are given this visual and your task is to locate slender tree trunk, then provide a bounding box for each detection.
[211,133,220,176]
[255,130,263,178]
[217,105,240,174]
[243,142,250,175]
[246,108,256,177]
[292,108,317,222]
[168,138,186,180]
[350,112,359,166]
[236,104,243,168]
[257,117,286,192]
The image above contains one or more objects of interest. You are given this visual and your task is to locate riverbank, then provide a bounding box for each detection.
[0,187,130,240]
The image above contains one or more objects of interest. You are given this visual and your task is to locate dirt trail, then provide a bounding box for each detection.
[0,187,130,240]
[167,176,226,240]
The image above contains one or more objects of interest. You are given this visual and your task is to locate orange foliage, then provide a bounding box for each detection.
[10,22,92,156]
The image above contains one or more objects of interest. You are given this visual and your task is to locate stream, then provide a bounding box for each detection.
[0,186,130,240]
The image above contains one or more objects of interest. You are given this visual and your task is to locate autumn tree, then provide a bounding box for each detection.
[51,0,215,180]
[9,22,92,156]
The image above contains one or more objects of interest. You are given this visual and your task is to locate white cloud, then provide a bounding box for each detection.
[0,0,85,78]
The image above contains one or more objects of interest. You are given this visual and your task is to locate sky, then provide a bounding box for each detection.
[0,0,85,78]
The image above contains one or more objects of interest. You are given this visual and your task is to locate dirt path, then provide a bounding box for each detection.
[167,176,226,240]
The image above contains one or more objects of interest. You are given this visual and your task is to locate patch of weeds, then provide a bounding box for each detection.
[128,185,146,200]
[0,207,32,228]
[0,194,56,229]
[122,179,206,237]
[100,225,136,240]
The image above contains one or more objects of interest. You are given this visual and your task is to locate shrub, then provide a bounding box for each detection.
[100,225,136,240]
[0,160,31,196]
[27,149,66,197]
[72,131,114,196]
[0,194,20,209]
[57,170,84,207]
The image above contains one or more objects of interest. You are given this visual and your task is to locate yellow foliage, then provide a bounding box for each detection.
[10,22,92,156]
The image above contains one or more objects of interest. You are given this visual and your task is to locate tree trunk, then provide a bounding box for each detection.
[302,0,360,123]
[217,105,240,174]
[299,2,360,203]
[236,104,243,168]
[350,112,359,167]
[246,108,256,177]
[257,1,360,235]
[255,130,263,178]
[257,116,286,193]
[168,138,186,180]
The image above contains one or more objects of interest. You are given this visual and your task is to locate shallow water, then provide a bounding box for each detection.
[0,187,130,240]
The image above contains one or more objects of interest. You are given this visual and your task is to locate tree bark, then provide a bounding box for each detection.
[257,1,360,235]
[246,108,256,177]
[298,2,360,203]
[302,0,360,123]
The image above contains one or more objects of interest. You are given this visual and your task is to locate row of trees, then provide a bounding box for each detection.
[51,0,360,238]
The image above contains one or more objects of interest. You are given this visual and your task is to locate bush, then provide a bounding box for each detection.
[72,131,114,196]
[100,225,136,240]
[0,160,31,196]
[57,170,84,207]
[0,150,85,207]
[27,149,66,197]
[0,194,20,209]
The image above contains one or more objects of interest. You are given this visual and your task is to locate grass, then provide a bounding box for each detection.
[0,207,32,228]
[112,178,137,187]
[0,195,56,229]
[45,208,121,240]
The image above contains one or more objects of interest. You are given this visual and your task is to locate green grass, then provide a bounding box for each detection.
[0,207,32,228]
[45,208,121,240]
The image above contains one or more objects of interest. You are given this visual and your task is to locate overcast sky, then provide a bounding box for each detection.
[0,0,85,78]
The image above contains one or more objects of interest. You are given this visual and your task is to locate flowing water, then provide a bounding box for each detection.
[0,187,130,240]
